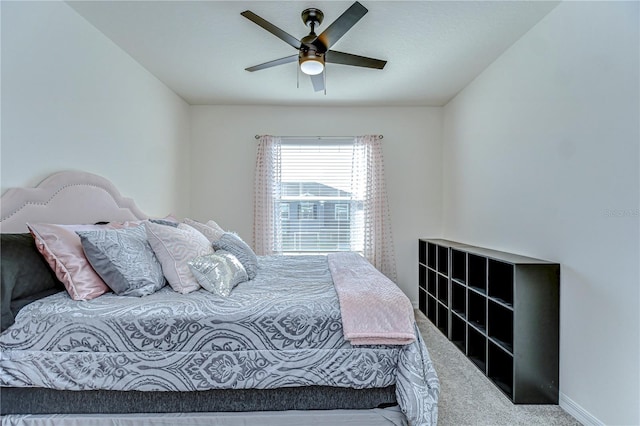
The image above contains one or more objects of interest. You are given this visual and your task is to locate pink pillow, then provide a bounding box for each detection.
[27,223,116,300]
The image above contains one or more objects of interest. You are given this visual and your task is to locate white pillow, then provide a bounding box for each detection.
[145,222,213,294]
[183,218,225,243]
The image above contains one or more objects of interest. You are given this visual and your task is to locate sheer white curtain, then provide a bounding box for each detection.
[351,135,397,281]
[253,135,282,255]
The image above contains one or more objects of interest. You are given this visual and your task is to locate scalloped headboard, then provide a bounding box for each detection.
[0,171,149,233]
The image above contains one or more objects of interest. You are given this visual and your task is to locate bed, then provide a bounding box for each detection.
[0,170,439,426]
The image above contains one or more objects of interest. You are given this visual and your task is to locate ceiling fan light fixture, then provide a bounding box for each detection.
[299,56,324,75]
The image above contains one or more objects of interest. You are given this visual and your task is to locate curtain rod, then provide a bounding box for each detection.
[254,135,383,140]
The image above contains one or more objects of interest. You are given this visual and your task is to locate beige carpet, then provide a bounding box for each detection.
[415,310,580,426]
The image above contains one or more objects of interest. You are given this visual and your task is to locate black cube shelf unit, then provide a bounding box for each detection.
[418,238,560,404]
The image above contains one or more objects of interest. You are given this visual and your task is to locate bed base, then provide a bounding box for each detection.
[0,386,397,415]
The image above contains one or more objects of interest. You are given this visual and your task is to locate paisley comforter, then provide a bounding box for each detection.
[0,255,439,425]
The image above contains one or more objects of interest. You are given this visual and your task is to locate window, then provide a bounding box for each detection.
[278,140,360,254]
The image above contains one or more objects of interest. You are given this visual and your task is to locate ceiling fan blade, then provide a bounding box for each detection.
[310,73,325,92]
[241,10,301,50]
[314,2,367,50]
[326,50,386,69]
[245,54,298,72]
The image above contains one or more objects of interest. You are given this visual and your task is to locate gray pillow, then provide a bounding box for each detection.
[1,233,64,331]
[212,233,258,279]
[77,225,166,297]
[149,218,179,227]
[188,250,248,297]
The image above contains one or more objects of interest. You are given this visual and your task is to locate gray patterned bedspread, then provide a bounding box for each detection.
[0,255,439,425]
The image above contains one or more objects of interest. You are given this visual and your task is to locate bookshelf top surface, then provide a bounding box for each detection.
[419,238,558,265]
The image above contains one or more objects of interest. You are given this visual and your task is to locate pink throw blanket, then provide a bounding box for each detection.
[328,252,416,346]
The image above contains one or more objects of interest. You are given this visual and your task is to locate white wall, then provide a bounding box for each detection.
[190,105,443,302]
[442,2,639,424]
[1,1,191,218]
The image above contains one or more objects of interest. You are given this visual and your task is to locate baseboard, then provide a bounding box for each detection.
[559,392,603,426]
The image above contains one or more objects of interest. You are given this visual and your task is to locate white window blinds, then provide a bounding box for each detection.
[278,140,363,254]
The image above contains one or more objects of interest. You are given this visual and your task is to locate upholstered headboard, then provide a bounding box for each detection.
[0,171,149,233]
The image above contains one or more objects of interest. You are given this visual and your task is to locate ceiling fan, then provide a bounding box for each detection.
[241,1,387,93]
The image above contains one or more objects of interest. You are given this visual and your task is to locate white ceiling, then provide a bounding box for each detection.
[67,1,559,107]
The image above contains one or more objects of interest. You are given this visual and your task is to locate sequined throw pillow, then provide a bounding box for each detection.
[188,250,248,297]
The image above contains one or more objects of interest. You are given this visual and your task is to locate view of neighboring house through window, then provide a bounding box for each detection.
[279,140,362,254]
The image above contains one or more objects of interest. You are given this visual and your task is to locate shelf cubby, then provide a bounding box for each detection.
[437,274,448,305]
[418,238,559,404]
[419,240,427,265]
[488,300,514,353]
[488,341,514,399]
[451,313,466,353]
[468,325,486,372]
[451,281,466,318]
[468,254,487,294]
[427,295,437,324]
[468,290,486,332]
[419,288,427,314]
[419,264,426,290]
[427,269,437,295]
[451,249,467,284]
[437,302,448,337]
[437,245,449,275]
[427,243,437,269]
[488,259,514,306]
